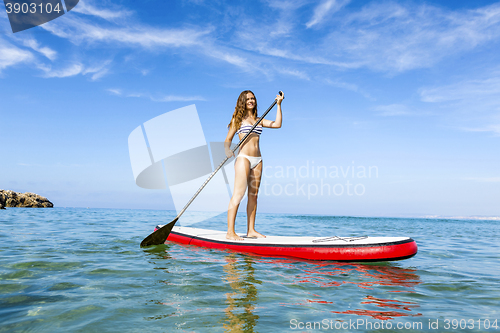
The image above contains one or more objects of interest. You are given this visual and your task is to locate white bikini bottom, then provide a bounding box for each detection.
[237,153,262,169]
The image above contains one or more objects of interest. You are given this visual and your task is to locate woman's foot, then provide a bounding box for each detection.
[226,232,244,241]
[247,230,266,238]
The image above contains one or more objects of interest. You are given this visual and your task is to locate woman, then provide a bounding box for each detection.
[224,90,284,241]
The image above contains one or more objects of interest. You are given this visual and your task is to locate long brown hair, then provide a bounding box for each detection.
[228,90,258,129]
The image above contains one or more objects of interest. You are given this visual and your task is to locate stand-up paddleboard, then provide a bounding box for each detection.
[153,226,417,262]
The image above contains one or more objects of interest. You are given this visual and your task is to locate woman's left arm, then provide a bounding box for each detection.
[261,93,283,128]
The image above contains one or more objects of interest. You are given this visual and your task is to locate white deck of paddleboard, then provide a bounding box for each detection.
[170,226,409,246]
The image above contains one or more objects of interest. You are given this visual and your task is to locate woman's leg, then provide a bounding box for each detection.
[246,161,265,238]
[227,157,251,240]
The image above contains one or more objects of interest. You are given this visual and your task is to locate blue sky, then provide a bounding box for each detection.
[1,0,499,217]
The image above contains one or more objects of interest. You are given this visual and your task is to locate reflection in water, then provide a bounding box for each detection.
[223,254,259,333]
[332,295,422,320]
[145,242,422,326]
[257,259,420,288]
[143,244,173,261]
[256,258,422,320]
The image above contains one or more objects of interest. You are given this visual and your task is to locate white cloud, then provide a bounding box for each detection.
[200,44,269,74]
[324,78,359,92]
[463,177,500,182]
[41,16,211,49]
[320,2,500,72]
[205,48,249,69]
[89,68,109,81]
[373,104,413,116]
[82,60,112,81]
[6,1,500,84]
[150,95,206,102]
[21,39,57,61]
[250,44,334,65]
[108,90,205,102]
[72,0,133,20]
[107,88,122,95]
[265,0,309,10]
[38,60,112,80]
[306,0,350,28]
[40,63,84,78]
[460,124,500,136]
[38,14,264,74]
[0,39,34,72]
[276,68,310,80]
[232,2,500,74]
[419,72,500,135]
[420,76,500,103]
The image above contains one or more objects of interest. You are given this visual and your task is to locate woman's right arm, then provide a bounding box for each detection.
[225,123,237,157]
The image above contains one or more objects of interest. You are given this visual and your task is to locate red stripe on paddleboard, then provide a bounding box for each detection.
[166,232,418,262]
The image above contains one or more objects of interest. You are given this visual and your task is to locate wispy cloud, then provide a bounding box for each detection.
[306,0,350,28]
[460,124,500,136]
[233,1,500,73]
[419,71,500,135]
[18,162,90,168]
[38,60,112,80]
[420,76,500,103]
[5,0,500,85]
[463,177,500,182]
[324,78,358,92]
[107,89,205,102]
[71,1,133,21]
[41,15,211,49]
[41,63,83,78]
[320,2,500,72]
[151,95,206,102]
[275,68,310,80]
[203,47,250,69]
[37,13,262,74]
[107,88,122,96]
[0,39,34,72]
[83,60,112,81]
[373,104,413,116]
[21,39,57,61]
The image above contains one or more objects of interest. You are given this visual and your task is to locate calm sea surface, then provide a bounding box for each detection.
[1,208,499,332]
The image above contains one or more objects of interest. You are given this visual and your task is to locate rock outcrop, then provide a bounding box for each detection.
[0,190,53,209]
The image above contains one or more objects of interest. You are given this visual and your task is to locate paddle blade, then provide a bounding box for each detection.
[140,218,178,247]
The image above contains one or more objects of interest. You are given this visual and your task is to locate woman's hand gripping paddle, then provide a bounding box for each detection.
[140,91,284,247]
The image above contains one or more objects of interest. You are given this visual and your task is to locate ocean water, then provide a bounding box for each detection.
[1,208,499,332]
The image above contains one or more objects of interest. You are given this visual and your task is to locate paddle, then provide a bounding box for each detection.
[140,91,284,247]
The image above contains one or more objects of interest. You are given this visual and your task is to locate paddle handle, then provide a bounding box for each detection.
[176,91,283,218]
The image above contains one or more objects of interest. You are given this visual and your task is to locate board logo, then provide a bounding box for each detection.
[3,0,79,33]
[128,105,237,225]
